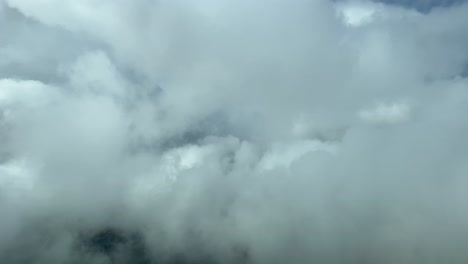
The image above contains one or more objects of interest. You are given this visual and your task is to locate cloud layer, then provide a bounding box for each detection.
[1,0,468,263]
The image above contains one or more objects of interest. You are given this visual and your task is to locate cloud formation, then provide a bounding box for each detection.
[1,0,468,263]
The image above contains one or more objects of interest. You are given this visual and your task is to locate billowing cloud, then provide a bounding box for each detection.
[1,0,468,263]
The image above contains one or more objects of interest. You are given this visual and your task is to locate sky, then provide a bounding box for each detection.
[1,0,468,263]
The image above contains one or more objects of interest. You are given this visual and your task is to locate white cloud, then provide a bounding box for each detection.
[0,159,39,195]
[336,1,380,26]
[359,101,411,125]
[1,0,468,263]
[258,140,337,171]
[0,79,55,107]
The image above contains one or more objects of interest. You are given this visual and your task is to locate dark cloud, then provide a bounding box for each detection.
[375,0,467,12]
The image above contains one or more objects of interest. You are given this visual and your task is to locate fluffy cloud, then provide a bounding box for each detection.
[1,0,468,263]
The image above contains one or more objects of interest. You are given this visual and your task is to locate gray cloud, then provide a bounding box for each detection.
[1,0,468,263]
[374,0,468,13]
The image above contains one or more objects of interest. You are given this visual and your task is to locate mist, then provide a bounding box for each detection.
[1,0,468,263]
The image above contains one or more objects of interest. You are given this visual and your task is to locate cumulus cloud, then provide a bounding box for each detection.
[1,0,468,263]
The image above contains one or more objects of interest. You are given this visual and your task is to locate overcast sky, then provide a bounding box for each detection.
[1,0,468,263]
